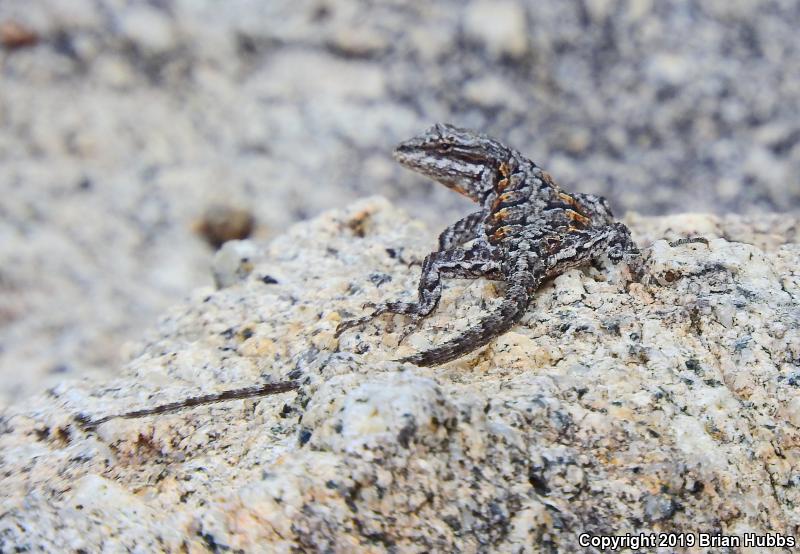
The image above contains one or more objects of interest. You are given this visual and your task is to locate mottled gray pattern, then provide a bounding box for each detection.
[337,124,640,365]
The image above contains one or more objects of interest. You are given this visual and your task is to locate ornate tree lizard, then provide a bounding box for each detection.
[77,123,643,427]
[336,123,642,366]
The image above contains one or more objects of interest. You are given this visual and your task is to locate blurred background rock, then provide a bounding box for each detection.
[1,0,798,404]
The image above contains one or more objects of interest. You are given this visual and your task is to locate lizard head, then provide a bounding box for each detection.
[393,123,510,204]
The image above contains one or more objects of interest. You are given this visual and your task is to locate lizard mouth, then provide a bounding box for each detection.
[393,147,484,195]
[391,141,423,165]
[393,142,484,175]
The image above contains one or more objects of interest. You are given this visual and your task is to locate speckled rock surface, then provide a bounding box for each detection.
[2,0,800,403]
[1,199,798,552]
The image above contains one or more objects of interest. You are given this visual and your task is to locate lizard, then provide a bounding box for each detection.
[335,123,642,366]
[76,123,643,429]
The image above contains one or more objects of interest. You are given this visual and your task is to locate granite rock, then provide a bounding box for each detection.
[2,0,800,402]
[1,199,798,551]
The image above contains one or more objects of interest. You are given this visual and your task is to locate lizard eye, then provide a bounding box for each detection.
[439,143,452,152]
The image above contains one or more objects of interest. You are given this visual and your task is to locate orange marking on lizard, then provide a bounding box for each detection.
[491,226,513,241]
[491,207,513,222]
[449,184,471,198]
[566,209,591,226]
[540,171,559,189]
[491,191,516,211]
[558,192,578,207]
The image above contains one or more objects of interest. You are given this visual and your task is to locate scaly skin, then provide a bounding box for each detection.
[337,123,641,366]
[79,124,644,427]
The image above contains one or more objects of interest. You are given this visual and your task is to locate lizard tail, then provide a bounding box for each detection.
[396,281,531,367]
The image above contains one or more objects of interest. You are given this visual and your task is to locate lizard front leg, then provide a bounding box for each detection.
[335,245,501,338]
[437,210,487,251]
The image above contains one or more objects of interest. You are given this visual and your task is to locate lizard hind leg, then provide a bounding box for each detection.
[396,276,535,367]
[335,246,500,338]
